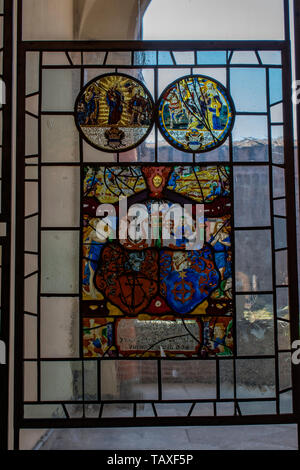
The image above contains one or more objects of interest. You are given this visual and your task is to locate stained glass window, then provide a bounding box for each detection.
[75,73,154,152]
[82,164,233,358]
[158,75,235,152]
[18,42,298,429]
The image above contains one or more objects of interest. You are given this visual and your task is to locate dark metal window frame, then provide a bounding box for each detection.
[14,0,300,451]
[0,0,12,451]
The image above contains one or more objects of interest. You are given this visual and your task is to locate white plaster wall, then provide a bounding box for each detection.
[22,0,74,40]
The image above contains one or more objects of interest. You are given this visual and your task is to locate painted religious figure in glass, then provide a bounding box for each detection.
[75,73,155,152]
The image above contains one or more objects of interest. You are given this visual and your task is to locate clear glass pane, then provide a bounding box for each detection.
[40,297,79,358]
[270,103,283,123]
[238,401,276,415]
[85,404,101,418]
[275,250,288,285]
[24,273,38,314]
[232,116,268,162]
[106,51,131,65]
[42,69,81,111]
[83,140,117,163]
[269,68,282,105]
[219,359,234,398]
[25,165,38,180]
[158,68,190,96]
[272,166,285,198]
[158,139,193,162]
[276,287,289,320]
[118,147,141,162]
[156,403,190,416]
[84,361,98,401]
[158,51,173,65]
[234,166,270,226]
[134,51,156,66]
[25,115,38,156]
[230,51,259,64]
[271,126,284,164]
[236,294,274,355]
[133,127,155,162]
[24,315,37,359]
[216,402,234,416]
[161,361,216,400]
[41,166,80,227]
[82,52,106,65]
[41,115,80,162]
[197,51,226,64]
[195,142,229,162]
[26,94,39,116]
[41,230,79,293]
[83,68,115,85]
[279,352,292,390]
[24,362,37,401]
[101,360,158,400]
[24,404,66,419]
[102,404,133,418]
[68,51,81,65]
[258,51,281,65]
[236,359,276,398]
[273,198,286,217]
[274,217,287,250]
[41,361,82,401]
[25,215,38,253]
[25,182,38,217]
[280,390,293,414]
[25,156,38,165]
[65,404,83,418]
[24,253,38,277]
[277,320,290,350]
[230,68,266,112]
[136,404,156,417]
[190,403,214,416]
[43,52,70,65]
[173,51,195,65]
[235,230,272,292]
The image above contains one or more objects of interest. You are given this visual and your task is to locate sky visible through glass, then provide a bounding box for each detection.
[142,0,286,143]
[143,0,284,40]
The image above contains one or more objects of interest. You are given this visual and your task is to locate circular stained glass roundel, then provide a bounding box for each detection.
[74,73,155,152]
[157,75,235,153]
